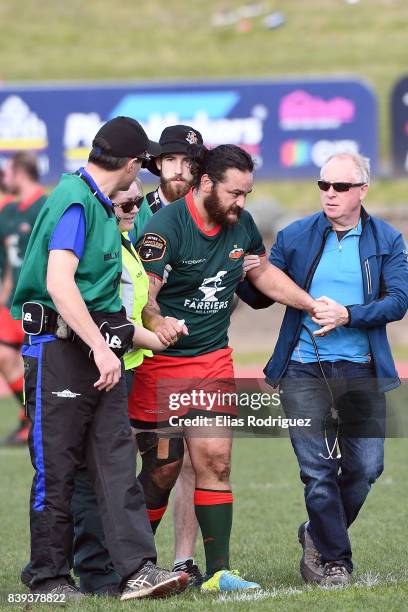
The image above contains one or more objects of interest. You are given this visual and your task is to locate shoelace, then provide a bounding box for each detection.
[225,570,243,580]
[305,530,322,567]
[324,563,347,577]
[128,563,179,586]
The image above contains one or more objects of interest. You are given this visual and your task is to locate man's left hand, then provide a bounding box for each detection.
[312,296,349,336]
[243,254,261,277]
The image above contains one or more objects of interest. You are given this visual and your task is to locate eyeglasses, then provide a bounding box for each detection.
[112,195,143,213]
[318,180,366,193]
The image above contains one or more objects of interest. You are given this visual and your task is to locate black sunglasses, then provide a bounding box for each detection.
[112,195,144,213]
[318,180,365,193]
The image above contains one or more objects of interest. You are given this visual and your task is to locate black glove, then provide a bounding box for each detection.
[73,309,134,359]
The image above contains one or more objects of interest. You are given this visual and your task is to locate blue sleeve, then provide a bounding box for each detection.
[48,204,86,259]
[269,231,287,271]
[347,233,408,328]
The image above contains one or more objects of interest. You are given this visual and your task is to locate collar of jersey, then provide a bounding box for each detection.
[77,167,113,208]
[185,189,221,237]
[18,186,46,212]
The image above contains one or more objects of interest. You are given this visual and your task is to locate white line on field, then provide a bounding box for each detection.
[215,574,408,603]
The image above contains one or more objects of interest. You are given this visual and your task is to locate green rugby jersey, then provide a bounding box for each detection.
[0,189,46,306]
[0,196,16,282]
[137,190,265,357]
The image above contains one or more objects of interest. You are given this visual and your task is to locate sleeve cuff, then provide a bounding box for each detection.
[344,306,352,327]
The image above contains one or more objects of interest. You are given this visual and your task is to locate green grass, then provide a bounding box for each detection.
[0,0,407,160]
[391,345,408,362]
[3,1,408,206]
[1,396,407,610]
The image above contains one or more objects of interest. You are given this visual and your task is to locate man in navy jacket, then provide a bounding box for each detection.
[246,152,408,585]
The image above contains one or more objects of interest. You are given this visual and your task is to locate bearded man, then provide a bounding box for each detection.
[131,144,323,592]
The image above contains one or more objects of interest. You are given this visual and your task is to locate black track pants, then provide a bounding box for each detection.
[23,338,156,588]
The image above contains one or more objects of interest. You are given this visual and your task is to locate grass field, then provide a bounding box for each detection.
[0,3,407,608]
[1,0,408,208]
[1,396,407,611]
[1,0,406,159]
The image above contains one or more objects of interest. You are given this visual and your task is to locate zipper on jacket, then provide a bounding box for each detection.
[265,226,332,382]
[303,227,332,291]
[364,259,372,295]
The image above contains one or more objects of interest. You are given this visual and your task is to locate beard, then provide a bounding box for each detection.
[203,190,242,227]
[160,176,192,202]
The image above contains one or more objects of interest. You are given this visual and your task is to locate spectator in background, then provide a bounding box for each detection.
[0,153,47,446]
[0,168,15,310]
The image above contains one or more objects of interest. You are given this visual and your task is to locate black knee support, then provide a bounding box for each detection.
[136,432,184,511]
[136,432,184,464]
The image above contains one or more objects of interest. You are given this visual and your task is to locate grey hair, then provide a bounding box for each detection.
[320,152,370,185]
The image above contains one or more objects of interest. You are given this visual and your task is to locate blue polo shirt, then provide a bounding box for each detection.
[292,220,370,363]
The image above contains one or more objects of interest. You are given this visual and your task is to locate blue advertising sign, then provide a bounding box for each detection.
[0,79,377,182]
[391,75,408,176]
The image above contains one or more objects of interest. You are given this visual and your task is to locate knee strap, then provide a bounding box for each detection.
[136,433,184,511]
[136,432,184,466]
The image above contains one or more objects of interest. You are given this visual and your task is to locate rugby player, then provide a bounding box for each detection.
[130,124,205,585]
[0,168,15,310]
[131,144,321,592]
[0,153,46,445]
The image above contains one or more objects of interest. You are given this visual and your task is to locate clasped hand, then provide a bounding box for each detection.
[154,316,189,345]
[309,296,349,337]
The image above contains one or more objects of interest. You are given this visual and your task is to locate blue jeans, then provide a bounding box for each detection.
[280,360,385,573]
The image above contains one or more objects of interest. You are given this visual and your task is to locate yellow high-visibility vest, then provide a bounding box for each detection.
[121,234,153,370]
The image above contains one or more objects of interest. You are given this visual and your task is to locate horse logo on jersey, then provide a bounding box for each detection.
[183,271,229,313]
[198,271,227,302]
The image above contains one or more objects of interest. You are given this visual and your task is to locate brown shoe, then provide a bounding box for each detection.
[298,522,325,583]
[321,562,351,586]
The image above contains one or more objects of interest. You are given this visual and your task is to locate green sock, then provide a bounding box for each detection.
[146,504,167,534]
[194,488,233,576]
[14,390,25,406]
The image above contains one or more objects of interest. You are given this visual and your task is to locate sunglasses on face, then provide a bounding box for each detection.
[112,195,144,213]
[317,180,366,193]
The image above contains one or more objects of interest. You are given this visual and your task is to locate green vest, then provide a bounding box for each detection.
[121,235,152,369]
[11,174,122,319]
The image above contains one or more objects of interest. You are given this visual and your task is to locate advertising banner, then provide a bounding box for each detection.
[391,75,408,176]
[0,79,377,182]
